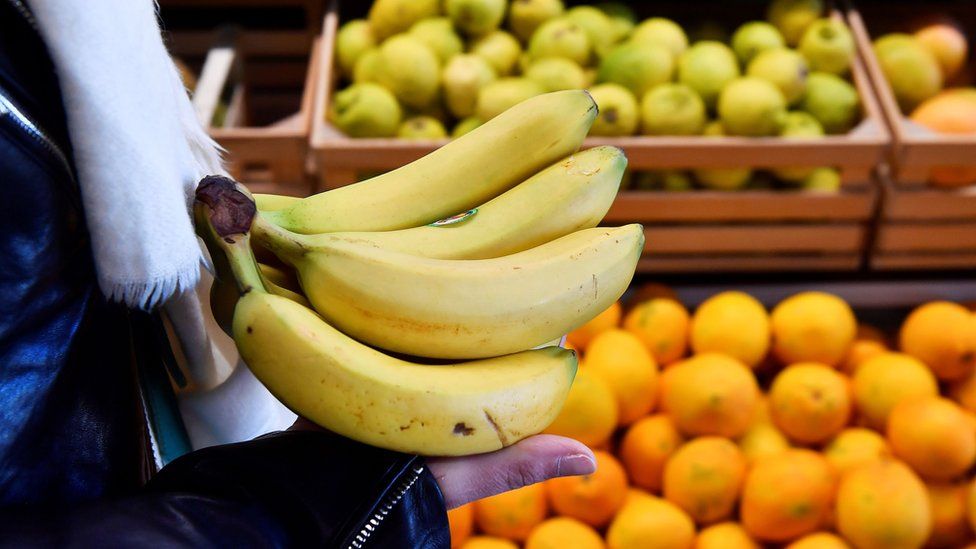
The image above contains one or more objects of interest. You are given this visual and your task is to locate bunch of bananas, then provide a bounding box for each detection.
[195,90,643,456]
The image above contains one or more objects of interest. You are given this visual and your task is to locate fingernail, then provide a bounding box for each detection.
[556,453,596,477]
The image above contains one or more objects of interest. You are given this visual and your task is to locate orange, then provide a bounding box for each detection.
[741,449,836,542]
[950,369,976,412]
[887,396,976,481]
[543,369,618,447]
[900,301,976,381]
[546,451,628,528]
[925,481,973,548]
[690,291,771,368]
[619,414,684,493]
[663,437,747,525]
[785,532,851,549]
[738,421,791,464]
[769,362,852,444]
[851,352,939,430]
[623,297,690,365]
[771,292,857,367]
[660,353,759,438]
[857,324,888,343]
[695,521,760,549]
[823,428,891,476]
[473,483,548,542]
[606,490,696,549]
[968,477,976,534]
[910,94,976,187]
[625,281,679,310]
[568,301,622,350]
[460,537,519,549]
[583,329,659,425]
[841,339,888,375]
[915,23,969,80]
[524,517,605,549]
[836,459,931,549]
[448,503,474,548]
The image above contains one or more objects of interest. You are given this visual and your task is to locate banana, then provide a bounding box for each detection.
[254,193,299,212]
[255,222,644,359]
[196,178,577,456]
[263,90,598,234]
[254,146,626,260]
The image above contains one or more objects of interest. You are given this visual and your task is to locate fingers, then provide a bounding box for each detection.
[427,435,596,509]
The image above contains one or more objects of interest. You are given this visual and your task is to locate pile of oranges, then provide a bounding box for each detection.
[448,284,976,549]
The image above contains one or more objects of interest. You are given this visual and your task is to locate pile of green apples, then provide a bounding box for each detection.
[331,0,860,191]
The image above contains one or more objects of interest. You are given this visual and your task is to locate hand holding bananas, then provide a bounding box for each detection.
[195,91,642,457]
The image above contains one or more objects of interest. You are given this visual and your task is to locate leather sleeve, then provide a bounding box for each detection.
[0,431,450,548]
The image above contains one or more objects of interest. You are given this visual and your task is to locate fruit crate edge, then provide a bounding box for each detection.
[845,0,976,188]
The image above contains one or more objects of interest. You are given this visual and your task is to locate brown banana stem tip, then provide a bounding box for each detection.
[195,175,256,238]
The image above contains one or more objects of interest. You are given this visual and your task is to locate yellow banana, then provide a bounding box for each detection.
[255,223,644,359]
[254,193,300,211]
[195,179,577,456]
[256,146,626,260]
[262,90,598,234]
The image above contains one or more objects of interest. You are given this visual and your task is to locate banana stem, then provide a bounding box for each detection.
[250,214,309,265]
[194,175,266,295]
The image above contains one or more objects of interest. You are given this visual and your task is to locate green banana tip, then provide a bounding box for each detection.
[195,175,257,239]
[582,89,599,116]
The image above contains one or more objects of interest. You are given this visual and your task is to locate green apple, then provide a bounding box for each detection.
[595,2,636,42]
[802,167,841,192]
[772,111,825,181]
[528,18,592,65]
[693,167,753,191]
[442,54,497,118]
[678,41,740,109]
[731,21,786,65]
[470,30,523,76]
[336,20,376,77]
[718,77,788,136]
[800,71,860,133]
[597,42,674,98]
[588,83,639,136]
[641,83,707,136]
[507,0,565,42]
[368,0,439,40]
[799,18,855,75]
[330,83,402,137]
[452,116,483,138]
[409,18,464,64]
[352,48,382,83]
[398,116,448,139]
[747,48,809,105]
[630,17,688,59]
[524,57,586,92]
[873,34,943,112]
[475,77,545,120]
[566,6,617,58]
[445,0,506,36]
[766,0,824,46]
[375,35,441,109]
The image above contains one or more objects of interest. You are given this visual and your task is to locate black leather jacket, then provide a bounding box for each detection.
[0,1,448,546]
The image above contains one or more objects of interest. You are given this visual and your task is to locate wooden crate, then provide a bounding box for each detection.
[308,2,888,272]
[192,34,320,195]
[846,2,976,187]
[870,168,976,270]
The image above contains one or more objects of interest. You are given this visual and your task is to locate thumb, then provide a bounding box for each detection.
[426,435,596,509]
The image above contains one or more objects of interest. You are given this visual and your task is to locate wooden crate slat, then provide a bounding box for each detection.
[605,187,876,223]
[643,225,865,254]
[638,255,861,273]
[875,222,976,253]
[872,253,976,270]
